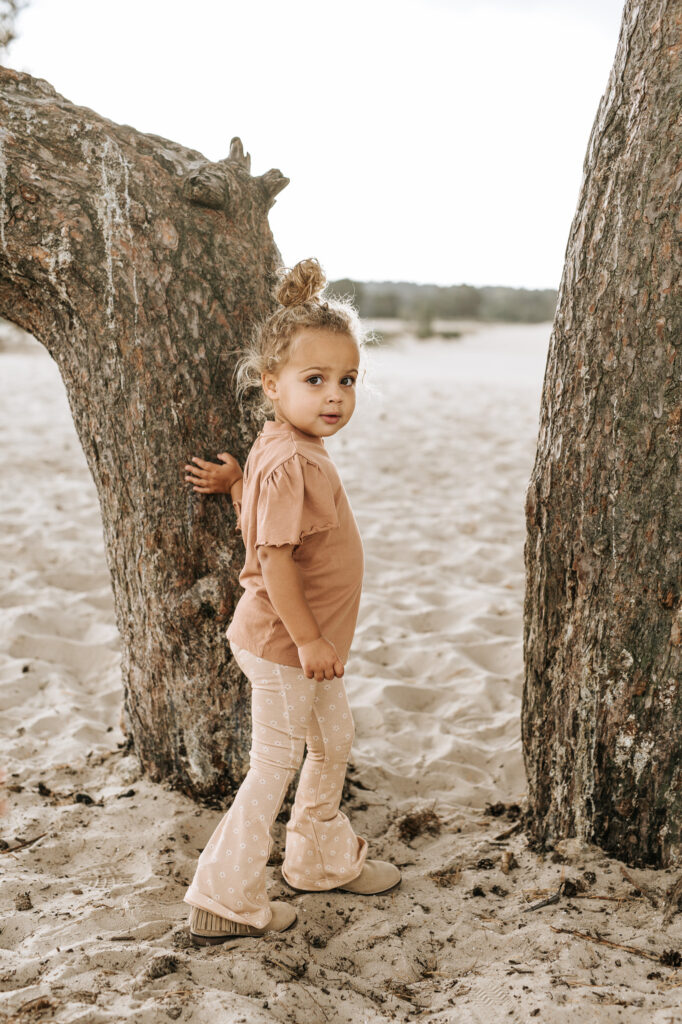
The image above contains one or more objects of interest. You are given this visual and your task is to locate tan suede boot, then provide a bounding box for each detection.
[188,901,297,947]
[336,859,401,894]
[286,859,401,895]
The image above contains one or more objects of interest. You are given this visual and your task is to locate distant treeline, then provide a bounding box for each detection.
[328,279,557,327]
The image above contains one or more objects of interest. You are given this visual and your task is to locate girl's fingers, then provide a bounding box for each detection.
[191,456,213,468]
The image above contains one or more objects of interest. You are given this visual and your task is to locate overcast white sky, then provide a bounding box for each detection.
[6,0,625,290]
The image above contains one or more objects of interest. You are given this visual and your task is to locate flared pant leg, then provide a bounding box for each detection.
[183,644,312,928]
[281,675,368,890]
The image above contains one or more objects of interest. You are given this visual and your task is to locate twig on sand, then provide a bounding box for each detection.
[493,821,523,842]
[1,831,48,854]
[263,956,305,978]
[617,866,682,925]
[524,869,565,911]
[549,925,663,962]
[296,982,331,1022]
[662,874,682,926]
[579,891,645,904]
[619,865,660,908]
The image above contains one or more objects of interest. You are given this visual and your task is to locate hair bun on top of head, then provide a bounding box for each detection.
[275,257,327,309]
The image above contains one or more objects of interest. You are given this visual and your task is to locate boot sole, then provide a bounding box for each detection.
[190,913,297,947]
[284,876,402,895]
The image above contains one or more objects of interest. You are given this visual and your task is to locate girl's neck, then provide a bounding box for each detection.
[263,419,325,446]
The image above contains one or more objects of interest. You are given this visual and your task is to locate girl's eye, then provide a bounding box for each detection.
[304,375,357,386]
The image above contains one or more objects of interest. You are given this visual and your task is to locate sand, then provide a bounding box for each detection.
[2,320,682,1024]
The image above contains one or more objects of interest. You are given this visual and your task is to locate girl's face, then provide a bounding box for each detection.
[262,328,360,439]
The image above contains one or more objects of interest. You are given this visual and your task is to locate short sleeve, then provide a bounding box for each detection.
[256,454,339,548]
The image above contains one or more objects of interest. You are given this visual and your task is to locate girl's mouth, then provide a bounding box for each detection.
[321,413,341,423]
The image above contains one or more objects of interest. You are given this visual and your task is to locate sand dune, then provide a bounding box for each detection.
[2,323,681,1023]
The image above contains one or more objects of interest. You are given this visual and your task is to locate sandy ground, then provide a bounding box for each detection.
[1,320,682,1024]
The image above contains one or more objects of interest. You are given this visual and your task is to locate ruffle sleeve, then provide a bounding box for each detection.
[256,454,339,548]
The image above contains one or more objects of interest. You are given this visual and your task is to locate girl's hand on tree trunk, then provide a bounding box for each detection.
[184,453,243,494]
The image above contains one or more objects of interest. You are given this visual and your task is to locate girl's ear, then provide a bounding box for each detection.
[261,371,278,401]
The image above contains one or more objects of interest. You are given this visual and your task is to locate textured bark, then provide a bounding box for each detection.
[0,65,290,799]
[523,1,681,867]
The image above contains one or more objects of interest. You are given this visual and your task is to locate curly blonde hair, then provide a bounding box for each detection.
[234,257,371,418]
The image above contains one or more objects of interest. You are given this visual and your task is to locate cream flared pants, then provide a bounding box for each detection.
[183,641,368,929]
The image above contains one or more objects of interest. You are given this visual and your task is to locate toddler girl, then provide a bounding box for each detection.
[182,258,400,946]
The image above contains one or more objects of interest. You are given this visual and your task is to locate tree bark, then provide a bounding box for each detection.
[523,0,681,867]
[0,64,290,800]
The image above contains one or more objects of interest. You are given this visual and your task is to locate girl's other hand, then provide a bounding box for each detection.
[184,453,242,494]
[297,637,344,682]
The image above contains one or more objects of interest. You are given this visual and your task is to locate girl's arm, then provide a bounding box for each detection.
[230,477,244,505]
[230,477,244,534]
[260,544,320,645]
[258,545,344,681]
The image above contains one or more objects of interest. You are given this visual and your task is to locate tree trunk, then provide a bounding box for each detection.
[0,65,290,800]
[522,0,681,868]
